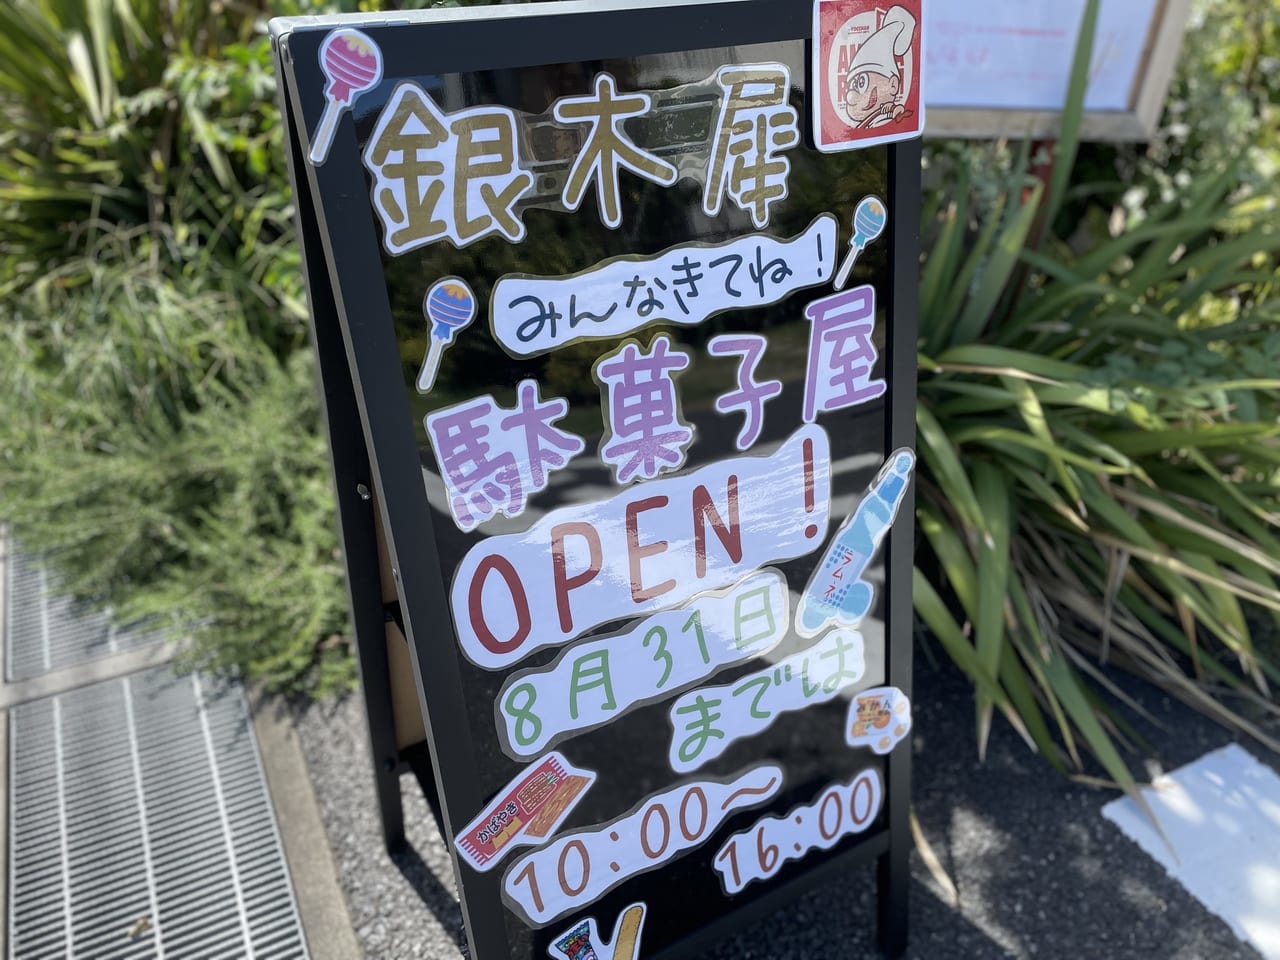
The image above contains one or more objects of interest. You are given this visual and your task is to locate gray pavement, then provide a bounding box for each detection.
[1,535,350,960]
[251,687,363,960]
[293,646,1278,959]
[0,639,181,708]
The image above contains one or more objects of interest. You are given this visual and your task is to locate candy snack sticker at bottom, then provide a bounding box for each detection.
[796,448,914,637]
[497,570,790,759]
[666,628,865,774]
[713,768,883,894]
[503,764,782,926]
[548,903,647,960]
[846,685,911,755]
[456,752,597,873]
[812,0,924,153]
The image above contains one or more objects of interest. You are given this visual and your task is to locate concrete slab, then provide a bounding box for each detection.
[250,687,363,960]
[0,639,181,709]
[1103,744,1280,960]
[0,530,9,957]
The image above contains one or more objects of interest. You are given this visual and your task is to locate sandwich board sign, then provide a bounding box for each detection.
[270,0,919,957]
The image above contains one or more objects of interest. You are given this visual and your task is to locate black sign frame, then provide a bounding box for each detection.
[271,1,919,956]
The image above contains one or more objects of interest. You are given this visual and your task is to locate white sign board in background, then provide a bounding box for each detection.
[923,0,1191,141]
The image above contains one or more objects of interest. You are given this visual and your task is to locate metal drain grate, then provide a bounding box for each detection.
[10,667,310,960]
[5,548,168,683]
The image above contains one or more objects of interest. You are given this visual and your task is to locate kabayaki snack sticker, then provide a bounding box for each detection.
[548,903,646,960]
[456,752,597,873]
[845,685,911,755]
[812,0,924,153]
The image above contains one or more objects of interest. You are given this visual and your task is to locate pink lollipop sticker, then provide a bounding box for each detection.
[309,28,383,166]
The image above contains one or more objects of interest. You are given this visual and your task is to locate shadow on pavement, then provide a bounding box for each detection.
[895,646,1271,960]
[294,628,1278,959]
[391,842,470,952]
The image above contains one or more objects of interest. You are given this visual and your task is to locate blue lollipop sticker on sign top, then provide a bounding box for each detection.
[833,195,888,290]
[795,447,915,637]
[418,277,478,393]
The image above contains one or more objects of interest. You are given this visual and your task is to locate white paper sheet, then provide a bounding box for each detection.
[1102,744,1280,960]
[925,0,1162,112]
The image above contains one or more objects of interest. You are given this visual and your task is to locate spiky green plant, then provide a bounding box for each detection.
[914,1,1280,798]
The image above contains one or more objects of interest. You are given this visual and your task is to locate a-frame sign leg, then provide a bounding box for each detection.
[311,284,407,853]
[876,779,910,957]
[877,135,922,959]
[283,77,407,853]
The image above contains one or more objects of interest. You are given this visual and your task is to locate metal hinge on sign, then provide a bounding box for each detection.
[383,601,405,637]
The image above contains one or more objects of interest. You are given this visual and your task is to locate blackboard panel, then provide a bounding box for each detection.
[272,2,918,957]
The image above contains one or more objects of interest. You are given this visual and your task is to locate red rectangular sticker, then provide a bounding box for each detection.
[456,752,597,872]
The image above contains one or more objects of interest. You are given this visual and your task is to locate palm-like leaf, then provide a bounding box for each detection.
[916,0,1280,796]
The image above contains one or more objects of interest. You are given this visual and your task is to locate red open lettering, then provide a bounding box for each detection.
[467,554,531,657]
[692,475,742,578]
[626,496,675,603]
[550,521,602,634]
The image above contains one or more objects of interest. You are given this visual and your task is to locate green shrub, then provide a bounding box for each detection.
[0,0,351,692]
[914,1,1280,798]
[0,229,352,689]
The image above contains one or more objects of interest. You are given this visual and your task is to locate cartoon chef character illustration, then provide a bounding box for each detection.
[841,4,917,129]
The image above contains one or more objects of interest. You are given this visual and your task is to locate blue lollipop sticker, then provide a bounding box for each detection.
[417,277,477,393]
[833,195,888,290]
